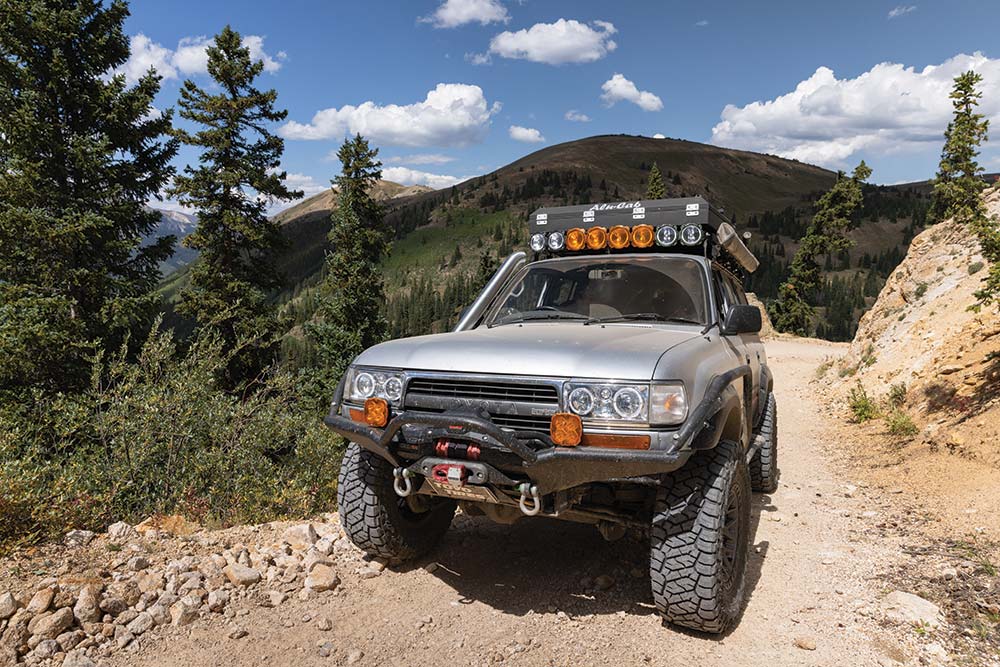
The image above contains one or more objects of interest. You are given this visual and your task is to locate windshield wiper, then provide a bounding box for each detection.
[491,312,589,327]
[584,313,704,326]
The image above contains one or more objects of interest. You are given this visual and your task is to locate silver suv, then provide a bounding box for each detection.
[325,196,777,634]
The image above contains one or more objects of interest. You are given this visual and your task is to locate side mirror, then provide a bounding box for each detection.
[722,304,762,335]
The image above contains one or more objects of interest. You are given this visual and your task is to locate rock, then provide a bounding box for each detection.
[594,574,615,591]
[223,563,261,587]
[939,365,962,375]
[304,551,334,573]
[939,567,958,581]
[228,627,248,639]
[0,593,17,620]
[268,591,286,607]
[56,630,85,651]
[30,607,74,640]
[127,611,154,636]
[108,580,141,606]
[0,645,18,667]
[63,651,97,667]
[115,627,134,649]
[318,641,335,658]
[880,591,942,628]
[53,587,76,609]
[148,603,171,627]
[169,597,200,627]
[34,639,60,659]
[358,566,381,579]
[304,564,339,592]
[99,595,127,617]
[26,587,55,614]
[127,556,151,572]
[347,649,364,664]
[106,521,136,542]
[207,590,229,613]
[283,524,319,551]
[115,608,139,626]
[794,636,817,650]
[317,617,333,631]
[65,529,96,547]
[136,571,164,594]
[314,537,335,556]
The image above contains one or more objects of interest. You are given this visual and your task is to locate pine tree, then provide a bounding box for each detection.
[170,26,301,387]
[0,0,178,394]
[770,161,872,336]
[646,162,666,199]
[304,135,388,405]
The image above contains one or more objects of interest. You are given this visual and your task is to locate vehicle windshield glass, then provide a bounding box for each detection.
[488,256,710,327]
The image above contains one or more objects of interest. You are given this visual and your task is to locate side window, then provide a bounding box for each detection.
[725,274,749,305]
[713,269,736,319]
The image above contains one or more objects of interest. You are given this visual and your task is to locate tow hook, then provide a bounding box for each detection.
[518,483,541,516]
[392,467,415,497]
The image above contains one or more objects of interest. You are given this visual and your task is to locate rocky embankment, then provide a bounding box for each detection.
[0,515,366,667]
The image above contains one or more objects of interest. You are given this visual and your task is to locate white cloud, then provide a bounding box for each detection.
[709,52,1000,168]
[888,5,917,19]
[386,153,456,165]
[600,74,663,111]
[283,172,329,198]
[509,125,545,143]
[117,33,285,85]
[279,83,501,148]
[382,166,467,189]
[488,19,617,65]
[422,0,510,28]
[652,133,666,139]
[465,52,492,65]
[565,110,591,122]
[695,20,709,27]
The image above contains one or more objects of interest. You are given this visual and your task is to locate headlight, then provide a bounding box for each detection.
[564,382,648,423]
[345,367,405,406]
[650,383,687,425]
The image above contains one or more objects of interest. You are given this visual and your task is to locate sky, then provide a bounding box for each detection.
[121,0,1000,212]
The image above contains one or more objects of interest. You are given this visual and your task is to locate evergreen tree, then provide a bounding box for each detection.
[770,161,872,335]
[0,0,178,394]
[646,162,666,199]
[304,135,387,405]
[170,26,301,387]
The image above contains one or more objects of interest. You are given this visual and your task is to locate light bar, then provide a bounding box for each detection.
[528,223,730,256]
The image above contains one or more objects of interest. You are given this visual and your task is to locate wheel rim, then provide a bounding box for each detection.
[719,476,748,594]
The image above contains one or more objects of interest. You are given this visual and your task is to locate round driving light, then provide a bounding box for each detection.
[608,225,630,249]
[566,228,586,251]
[680,223,704,246]
[547,231,565,251]
[655,225,678,247]
[612,387,644,420]
[354,372,376,398]
[631,224,654,248]
[383,376,403,402]
[568,387,595,416]
[586,226,608,250]
[530,233,546,252]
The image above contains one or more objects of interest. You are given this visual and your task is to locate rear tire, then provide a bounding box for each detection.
[650,440,751,634]
[749,394,779,493]
[337,442,456,563]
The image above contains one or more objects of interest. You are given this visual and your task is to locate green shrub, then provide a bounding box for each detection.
[915,282,928,298]
[848,382,881,422]
[0,322,342,553]
[969,261,984,275]
[888,382,908,408]
[885,409,918,437]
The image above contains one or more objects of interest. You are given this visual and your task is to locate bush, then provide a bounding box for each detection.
[0,322,342,552]
[848,381,881,422]
[915,282,928,298]
[885,409,918,437]
[888,382,908,408]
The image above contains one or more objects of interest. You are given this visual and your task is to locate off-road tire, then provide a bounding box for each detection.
[650,440,751,634]
[749,394,779,493]
[337,442,456,563]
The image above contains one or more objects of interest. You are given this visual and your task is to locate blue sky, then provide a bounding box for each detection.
[123,0,1000,210]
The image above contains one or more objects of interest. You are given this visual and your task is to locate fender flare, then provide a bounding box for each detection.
[689,382,744,451]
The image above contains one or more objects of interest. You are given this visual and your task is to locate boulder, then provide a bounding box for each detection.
[29,607,74,640]
[207,591,229,613]
[65,530,96,547]
[282,524,319,551]
[106,521,136,542]
[73,584,103,624]
[147,604,171,627]
[304,564,339,592]
[25,587,55,614]
[0,593,17,621]
[126,611,155,636]
[880,591,942,628]
[223,563,261,587]
[33,639,60,659]
[169,596,200,627]
[63,650,97,667]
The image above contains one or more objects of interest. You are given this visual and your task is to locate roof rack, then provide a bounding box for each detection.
[527,196,759,274]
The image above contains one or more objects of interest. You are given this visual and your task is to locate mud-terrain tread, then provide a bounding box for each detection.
[650,440,751,634]
[337,442,455,563]
[749,394,779,493]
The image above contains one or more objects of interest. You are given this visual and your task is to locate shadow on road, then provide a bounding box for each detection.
[405,492,774,633]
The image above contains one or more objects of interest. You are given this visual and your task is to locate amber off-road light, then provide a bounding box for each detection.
[631,224,654,248]
[550,412,583,447]
[364,397,389,428]
[586,226,608,250]
[566,228,586,251]
[608,225,630,249]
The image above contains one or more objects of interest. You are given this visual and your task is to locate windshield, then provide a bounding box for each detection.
[488,256,710,327]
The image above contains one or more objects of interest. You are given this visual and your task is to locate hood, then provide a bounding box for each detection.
[353,323,700,380]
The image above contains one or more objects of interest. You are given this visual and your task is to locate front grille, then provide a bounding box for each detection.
[406,378,559,404]
[404,376,559,434]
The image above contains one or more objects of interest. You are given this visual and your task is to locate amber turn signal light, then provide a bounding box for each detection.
[586,226,608,250]
[580,433,651,450]
[550,412,583,447]
[364,397,389,428]
[608,225,631,249]
[631,224,654,248]
[566,227,586,251]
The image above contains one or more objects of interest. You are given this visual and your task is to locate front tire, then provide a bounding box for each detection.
[749,394,779,493]
[650,440,751,634]
[337,442,456,563]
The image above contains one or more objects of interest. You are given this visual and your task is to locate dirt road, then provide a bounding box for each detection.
[112,337,934,667]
